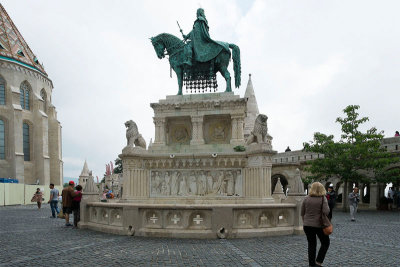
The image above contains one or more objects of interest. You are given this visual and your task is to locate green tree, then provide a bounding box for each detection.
[303,105,399,210]
[113,157,123,174]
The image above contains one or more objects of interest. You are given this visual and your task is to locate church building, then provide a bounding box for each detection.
[0,4,62,185]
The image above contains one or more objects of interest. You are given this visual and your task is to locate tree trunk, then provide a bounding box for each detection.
[342,180,349,212]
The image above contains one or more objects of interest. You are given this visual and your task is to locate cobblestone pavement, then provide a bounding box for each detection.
[1,205,399,267]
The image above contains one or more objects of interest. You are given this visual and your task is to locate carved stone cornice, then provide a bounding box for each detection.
[0,60,53,87]
[151,99,246,113]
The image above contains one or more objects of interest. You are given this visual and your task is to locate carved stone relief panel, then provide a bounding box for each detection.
[150,169,243,197]
[203,115,231,144]
[109,209,123,226]
[166,117,192,145]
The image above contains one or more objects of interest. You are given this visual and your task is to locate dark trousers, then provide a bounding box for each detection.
[328,204,334,220]
[73,207,80,227]
[303,226,330,266]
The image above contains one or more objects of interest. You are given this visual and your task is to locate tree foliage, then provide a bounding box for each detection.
[113,157,123,174]
[303,105,399,185]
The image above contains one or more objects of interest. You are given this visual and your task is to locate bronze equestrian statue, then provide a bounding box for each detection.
[151,8,241,95]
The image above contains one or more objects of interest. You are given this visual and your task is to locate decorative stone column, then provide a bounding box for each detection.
[190,115,204,145]
[230,114,245,145]
[153,117,166,145]
[359,183,364,204]
[244,146,275,202]
[369,183,378,210]
[121,155,149,200]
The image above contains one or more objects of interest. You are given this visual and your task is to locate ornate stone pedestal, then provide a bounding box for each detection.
[80,92,305,238]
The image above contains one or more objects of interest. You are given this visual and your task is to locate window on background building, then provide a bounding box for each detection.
[23,123,30,161]
[0,77,5,105]
[40,89,47,112]
[20,81,31,110]
[0,119,5,159]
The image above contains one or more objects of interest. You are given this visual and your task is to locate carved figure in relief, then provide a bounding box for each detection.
[206,171,214,194]
[234,170,242,196]
[226,171,234,196]
[245,114,271,145]
[160,181,168,195]
[178,175,188,196]
[188,171,198,195]
[125,120,146,149]
[151,172,159,194]
[198,171,207,195]
[170,171,179,195]
[213,124,225,140]
[215,171,226,195]
[154,171,162,194]
[164,171,171,195]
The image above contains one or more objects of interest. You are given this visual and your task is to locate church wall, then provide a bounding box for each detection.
[0,62,62,185]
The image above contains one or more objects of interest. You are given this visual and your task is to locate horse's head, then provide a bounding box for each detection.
[150,35,165,59]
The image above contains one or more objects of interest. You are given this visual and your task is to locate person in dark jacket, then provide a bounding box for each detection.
[301,182,330,267]
[326,185,336,220]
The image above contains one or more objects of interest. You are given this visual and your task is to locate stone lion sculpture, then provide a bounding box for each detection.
[246,114,272,145]
[125,120,146,149]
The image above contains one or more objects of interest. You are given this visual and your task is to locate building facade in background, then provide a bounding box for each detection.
[0,4,62,185]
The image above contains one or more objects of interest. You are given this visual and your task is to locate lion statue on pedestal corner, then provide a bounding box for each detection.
[246,114,272,145]
[125,120,146,149]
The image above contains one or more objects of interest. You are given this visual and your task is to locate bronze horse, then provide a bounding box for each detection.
[151,33,241,95]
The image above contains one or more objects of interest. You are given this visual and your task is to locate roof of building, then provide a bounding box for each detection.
[80,160,90,177]
[0,4,47,76]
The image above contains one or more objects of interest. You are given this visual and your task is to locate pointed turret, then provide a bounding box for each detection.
[79,160,91,188]
[244,74,260,138]
[80,160,90,176]
[0,4,47,75]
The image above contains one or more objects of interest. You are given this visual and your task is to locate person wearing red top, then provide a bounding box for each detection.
[395,131,399,137]
[72,185,83,228]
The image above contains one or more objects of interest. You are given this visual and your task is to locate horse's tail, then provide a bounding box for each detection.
[229,43,241,88]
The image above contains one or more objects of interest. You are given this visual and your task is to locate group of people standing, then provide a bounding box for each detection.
[301,183,361,267]
[32,181,82,227]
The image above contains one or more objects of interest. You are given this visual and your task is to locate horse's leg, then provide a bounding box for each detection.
[217,53,232,92]
[219,66,232,92]
[176,67,183,95]
[172,62,183,95]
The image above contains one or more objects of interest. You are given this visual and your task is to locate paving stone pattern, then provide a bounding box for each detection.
[1,205,399,266]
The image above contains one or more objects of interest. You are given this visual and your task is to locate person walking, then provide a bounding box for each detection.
[387,187,394,211]
[48,184,60,218]
[32,188,43,209]
[349,187,360,221]
[72,185,83,228]
[61,181,80,227]
[326,185,336,220]
[301,182,330,267]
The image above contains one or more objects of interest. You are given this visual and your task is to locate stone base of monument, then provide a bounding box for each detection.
[79,92,305,238]
[79,202,299,238]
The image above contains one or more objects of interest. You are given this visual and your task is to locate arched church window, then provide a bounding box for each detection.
[0,76,5,105]
[23,123,30,161]
[20,81,31,110]
[0,119,5,159]
[40,89,47,112]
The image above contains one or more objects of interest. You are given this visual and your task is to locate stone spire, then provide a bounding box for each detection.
[244,74,260,138]
[79,160,91,189]
[80,160,90,176]
[0,4,47,75]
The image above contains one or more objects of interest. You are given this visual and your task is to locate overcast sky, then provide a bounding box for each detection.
[2,0,400,179]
